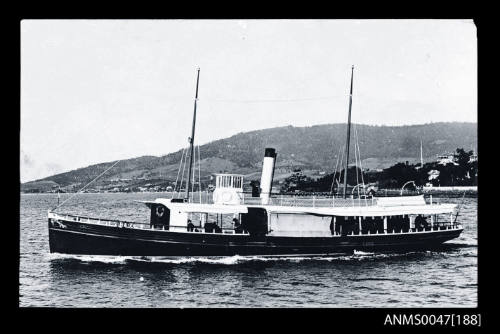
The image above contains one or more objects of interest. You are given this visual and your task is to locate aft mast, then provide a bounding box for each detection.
[343,65,354,199]
[186,67,200,202]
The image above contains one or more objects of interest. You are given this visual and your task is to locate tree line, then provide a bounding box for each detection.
[280,148,477,193]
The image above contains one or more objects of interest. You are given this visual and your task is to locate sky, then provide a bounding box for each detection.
[20,19,477,182]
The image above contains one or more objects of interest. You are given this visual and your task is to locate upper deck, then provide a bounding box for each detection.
[150,194,456,217]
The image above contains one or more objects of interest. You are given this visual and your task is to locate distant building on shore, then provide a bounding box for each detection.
[436,150,477,165]
[437,153,458,166]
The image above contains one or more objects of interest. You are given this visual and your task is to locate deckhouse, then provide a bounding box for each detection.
[212,174,244,205]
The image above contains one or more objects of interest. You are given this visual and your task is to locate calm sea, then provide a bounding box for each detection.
[19,193,477,307]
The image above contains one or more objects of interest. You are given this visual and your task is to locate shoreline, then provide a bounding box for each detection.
[21,189,477,198]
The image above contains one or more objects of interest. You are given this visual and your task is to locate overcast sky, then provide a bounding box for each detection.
[21,19,477,182]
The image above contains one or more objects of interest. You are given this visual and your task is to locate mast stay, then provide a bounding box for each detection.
[343,65,354,199]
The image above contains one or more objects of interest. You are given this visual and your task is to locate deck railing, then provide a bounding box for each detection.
[48,211,249,234]
[49,210,461,237]
[48,211,150,229]
[241,196,378,207]
[186,192,379,207]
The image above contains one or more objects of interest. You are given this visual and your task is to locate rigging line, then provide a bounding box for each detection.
[191,143,196,203]
[174,147,186,198]
[51,160,121,212]
[337,143,346,196]
[332,143,346,197]
[198,145,202,204]
[178,146,189,199]
[354,125,366,191]
[330,145,341,195]
[354,125,368,205]
[354,126,368,201]
[356,130,364,203]
[172,147,187,199]
[353,124,359,194]
[202,95,345,104]
[330,144,344,195]
[356,139,367,206]
[353,125,360,198]
[190,144,194,203]
[353,129,360,201]
[181,146,190,199]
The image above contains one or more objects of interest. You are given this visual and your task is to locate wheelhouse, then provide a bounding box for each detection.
[213,174,244,205]
[214,174,244,189]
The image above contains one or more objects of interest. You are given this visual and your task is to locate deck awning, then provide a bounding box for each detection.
[136,198,455,216]
[264,204,456,217]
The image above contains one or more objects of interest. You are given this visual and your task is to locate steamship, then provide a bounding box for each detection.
[47,67,463,256]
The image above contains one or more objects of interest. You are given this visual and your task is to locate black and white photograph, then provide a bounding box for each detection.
[20,19,478,311]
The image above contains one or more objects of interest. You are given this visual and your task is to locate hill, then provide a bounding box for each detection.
[21,122,477,192]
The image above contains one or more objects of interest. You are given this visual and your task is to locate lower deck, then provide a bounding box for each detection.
[48,212,463,256]
[48,211,461,236]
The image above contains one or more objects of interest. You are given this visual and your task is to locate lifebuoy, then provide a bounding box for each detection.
[156,206,165,218]
[214,191,234,203]
[222,191,233,202]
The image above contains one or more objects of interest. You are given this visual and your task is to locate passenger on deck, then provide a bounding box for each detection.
[415,215,428,230]
[204,221,214,233]
[187,219,195,232]
[233,218,243,234]
[204,221,222,233]
[341,223,349,236]
[402,216,410,233]
[213,223,222,233]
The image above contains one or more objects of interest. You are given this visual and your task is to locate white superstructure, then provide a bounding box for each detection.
[212,174,244,205]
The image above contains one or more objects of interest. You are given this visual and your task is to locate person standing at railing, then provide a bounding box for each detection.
[233,217,243,234]
[213,223,222,233]
[187,219,195,232]
[204,221,221,233]
[415,215,428,231]
[204,221,214,233]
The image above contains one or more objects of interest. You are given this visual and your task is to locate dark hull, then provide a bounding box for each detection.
[48,219,463,256]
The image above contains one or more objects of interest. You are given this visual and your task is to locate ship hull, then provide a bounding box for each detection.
[48,219,463,256]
